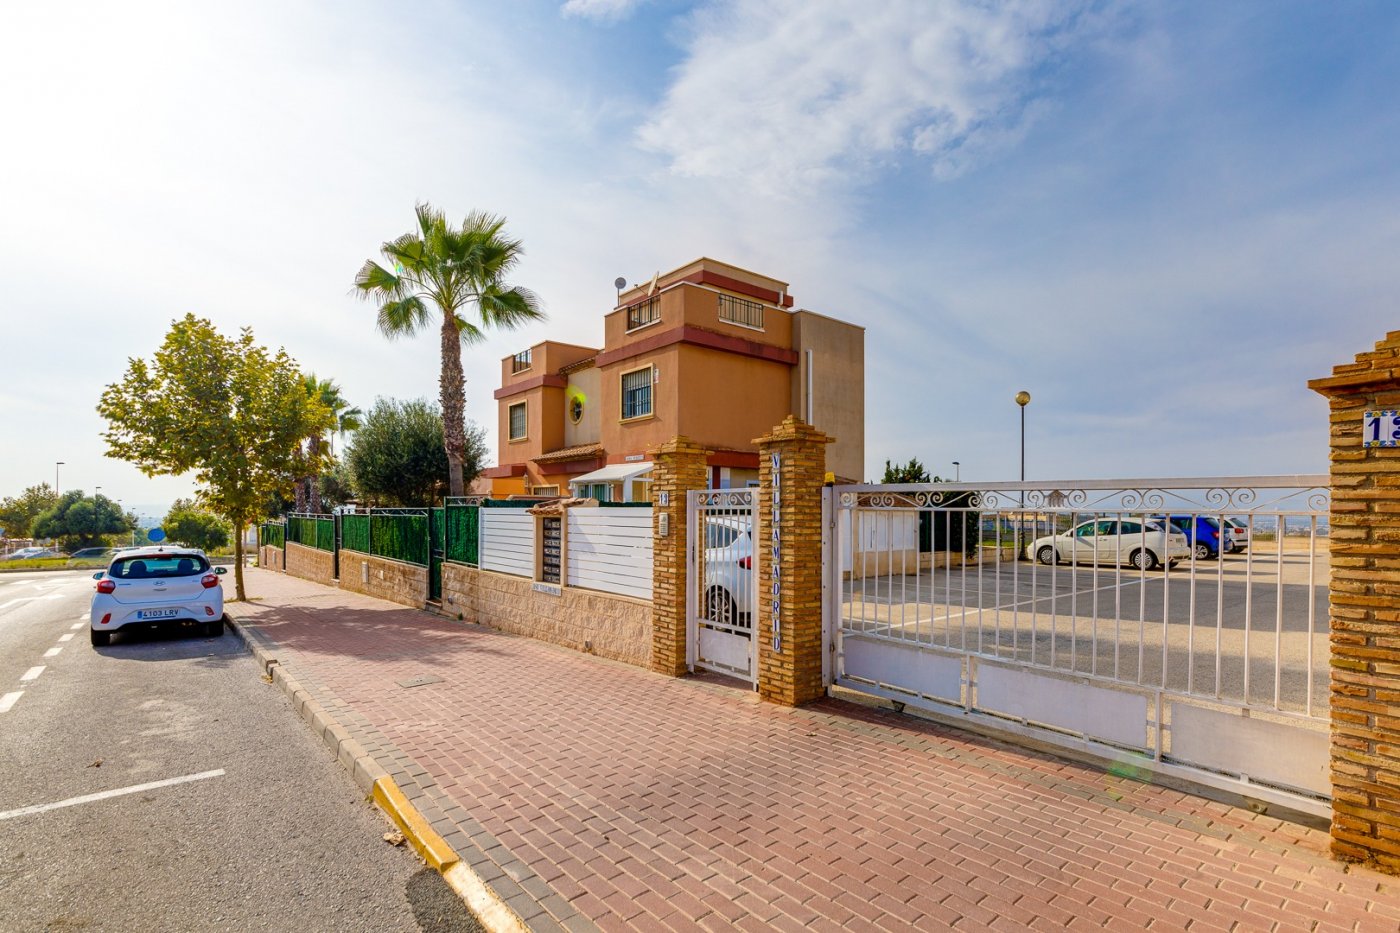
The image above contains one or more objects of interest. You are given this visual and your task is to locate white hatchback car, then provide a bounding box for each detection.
[90,546,227,646]
[702,516,754,629]
[1025,518,1190,571]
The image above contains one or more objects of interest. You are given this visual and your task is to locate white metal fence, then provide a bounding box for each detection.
[479,506,654,601]
[829,476,1332,814]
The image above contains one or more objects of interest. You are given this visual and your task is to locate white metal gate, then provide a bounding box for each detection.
[825,476,1332,817]
[687,489,758,685]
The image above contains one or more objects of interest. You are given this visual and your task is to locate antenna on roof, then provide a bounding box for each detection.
[614,277,626,306]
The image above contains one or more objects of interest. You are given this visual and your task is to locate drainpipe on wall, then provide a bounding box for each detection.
[805,348,814,425]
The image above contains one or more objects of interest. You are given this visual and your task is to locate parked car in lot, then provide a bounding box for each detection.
[1154,515,1232,561]
[1223,517,1250,553]
[68,547,117,563]
[3,547,48,561]
[89,546,227,646]
[702,516,754,629]
[1026,518,1190,571]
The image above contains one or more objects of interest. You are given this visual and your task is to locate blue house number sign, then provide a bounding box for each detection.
[1364,410,1400,448]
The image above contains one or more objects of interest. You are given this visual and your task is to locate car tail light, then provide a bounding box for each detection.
[101,613,111,625]
[96,579,115,594]
[738,556,752,569]
[205,606,215,616]
[201,573,219,588]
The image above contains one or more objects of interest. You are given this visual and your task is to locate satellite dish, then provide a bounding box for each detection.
[614,277,626,290]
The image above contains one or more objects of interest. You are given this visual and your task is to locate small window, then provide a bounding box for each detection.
[1095,520,1118,536]
[511,350,532,373]
[621,367,653,419]
[706,522,739,549]
[112,554,209,579]
[1119,521,1143,534]
[508,402,527,440]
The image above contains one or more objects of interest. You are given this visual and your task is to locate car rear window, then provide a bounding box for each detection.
[110,555,209,579]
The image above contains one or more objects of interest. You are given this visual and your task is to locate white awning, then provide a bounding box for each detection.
[569,462,654,486]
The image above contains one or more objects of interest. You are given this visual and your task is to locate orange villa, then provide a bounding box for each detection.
[483,258,865,500]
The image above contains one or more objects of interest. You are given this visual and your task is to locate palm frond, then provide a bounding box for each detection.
[354,260,405,298]
[377,296,430,338]
[476,285,545,330]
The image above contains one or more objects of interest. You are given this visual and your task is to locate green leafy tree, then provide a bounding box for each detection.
[97,314,333,600]
[296,374,361,512]
[0,483,60,539]
[163,498,232,553]
[346,397,486,506]
[880,458,931,484]
[315,457,357,512]
[31,491,133,552]
[354,204,543,496]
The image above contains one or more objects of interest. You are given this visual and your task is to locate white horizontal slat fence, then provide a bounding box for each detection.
[480,509,535,577]
[567,509,653,600]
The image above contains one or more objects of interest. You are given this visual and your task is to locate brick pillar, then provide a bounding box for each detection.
[1310,331,1400,872]
[755,416,833,706]
[649,436,709,677]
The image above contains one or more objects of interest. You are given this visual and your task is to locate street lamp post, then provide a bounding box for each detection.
[952,461,960,482]
[55,461,65,496]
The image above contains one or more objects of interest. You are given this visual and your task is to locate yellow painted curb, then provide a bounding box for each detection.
[371,776,459,872]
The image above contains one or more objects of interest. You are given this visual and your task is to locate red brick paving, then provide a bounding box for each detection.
[229,569,1400,931]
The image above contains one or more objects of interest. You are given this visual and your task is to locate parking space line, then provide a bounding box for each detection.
[0,769,227,821]
[20,666,44,682]
[70,623,83,630]
[42,646,62,658]
[58,633,73,642]
[0,692,21,713]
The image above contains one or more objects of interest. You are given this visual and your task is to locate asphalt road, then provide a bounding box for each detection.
[0,570,482,933]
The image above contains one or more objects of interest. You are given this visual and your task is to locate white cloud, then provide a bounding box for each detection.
[561,0,649,21]
[638,0,1094,194]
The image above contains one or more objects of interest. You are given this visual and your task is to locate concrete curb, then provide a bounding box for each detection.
[225,608,527,933]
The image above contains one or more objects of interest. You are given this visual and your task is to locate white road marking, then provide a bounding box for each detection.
[76,613,88,620]
[42,646,62,658]
[70,623,83,630]
[0,769,227,821]
[20,666,44,682]
[0,692,22,713]
[58,633,73,642]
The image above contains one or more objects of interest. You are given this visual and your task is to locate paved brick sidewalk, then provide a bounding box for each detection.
[228,569,1400,931]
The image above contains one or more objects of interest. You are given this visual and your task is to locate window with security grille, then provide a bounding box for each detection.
[621,368,652,419]
[509,402,527,440]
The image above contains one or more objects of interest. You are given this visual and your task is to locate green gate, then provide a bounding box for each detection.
[429,506,445,601]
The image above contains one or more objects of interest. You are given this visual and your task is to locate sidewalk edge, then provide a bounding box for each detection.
[226,610,528,933]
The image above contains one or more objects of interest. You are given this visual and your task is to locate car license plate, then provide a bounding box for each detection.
[137,608,180,620]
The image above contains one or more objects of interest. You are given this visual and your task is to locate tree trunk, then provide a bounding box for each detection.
[306,436,323,511]
[233,520,246,602]
[294,476,308,513]
[440,312,467,497]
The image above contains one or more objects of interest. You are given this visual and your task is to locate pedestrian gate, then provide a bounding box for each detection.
[687,489,758,686]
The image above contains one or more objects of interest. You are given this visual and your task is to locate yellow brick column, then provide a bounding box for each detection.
[649,436,709,677]
[1310,330,1400,872]
[754,416,833,706]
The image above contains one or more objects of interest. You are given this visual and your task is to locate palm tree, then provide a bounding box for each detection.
[354,204,543,496]
[298,375,362,512]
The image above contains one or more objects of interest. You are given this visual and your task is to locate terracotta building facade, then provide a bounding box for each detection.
[483,258,865,500]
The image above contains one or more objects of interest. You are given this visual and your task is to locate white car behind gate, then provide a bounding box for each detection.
[90,546,228,646]
[1025,518,1190,571]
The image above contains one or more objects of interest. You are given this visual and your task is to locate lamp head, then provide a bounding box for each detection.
[1015,391,1031,407]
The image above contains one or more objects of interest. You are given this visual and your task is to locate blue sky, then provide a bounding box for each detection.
[3,0,1399,513]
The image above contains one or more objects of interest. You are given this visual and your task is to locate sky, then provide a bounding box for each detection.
[3,0,1399,516]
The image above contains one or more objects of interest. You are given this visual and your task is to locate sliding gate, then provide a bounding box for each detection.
[827,477,1332,817]
[687,489,758,686]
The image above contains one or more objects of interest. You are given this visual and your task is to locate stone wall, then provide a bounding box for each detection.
[285,541,335,586]
[337,548,427,608]
[259,545,284,571]
[442,563,652,668]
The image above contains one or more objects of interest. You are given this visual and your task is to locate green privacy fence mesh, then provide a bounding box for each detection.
[259,523,285,548]
[370,512,429,566]
[287,515,335,552]
[341,514,369,554]
[445,503,479,565]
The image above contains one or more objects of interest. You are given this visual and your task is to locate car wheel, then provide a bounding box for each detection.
[1036,546,1058,566]
[206,615,225,637]
[90,629,110,647]
[1193,542,1212,561]
[705,587,736,627]
[1130,548,1160,572]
